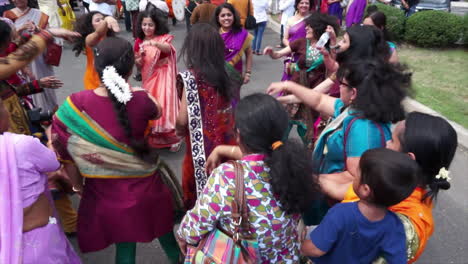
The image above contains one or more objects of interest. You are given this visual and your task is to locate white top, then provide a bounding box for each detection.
[89,1,116,16]
[279,0,295,25]
[139,0,169,13]
[253,0,269,23]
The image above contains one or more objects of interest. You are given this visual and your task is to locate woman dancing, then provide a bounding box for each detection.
[52,37,180,264]
[135,8,180,151]
[72,11,119,90]
[176,23,236,209]
[4,0,58,113]
[213,3,253,105]
[281,0,313,81]
[264,13,339,147]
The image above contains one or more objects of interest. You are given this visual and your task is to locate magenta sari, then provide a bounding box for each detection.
[221,29,249,104]
[141,34,180,148]
[281,17,307,81]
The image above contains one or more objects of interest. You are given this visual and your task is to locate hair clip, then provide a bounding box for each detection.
[435,167,451,182]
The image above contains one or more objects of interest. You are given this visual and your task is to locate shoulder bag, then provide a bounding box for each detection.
[184,161,259,264]
[244,0,256,30]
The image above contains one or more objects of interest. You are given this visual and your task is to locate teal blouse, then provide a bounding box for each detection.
[313,99,392,174]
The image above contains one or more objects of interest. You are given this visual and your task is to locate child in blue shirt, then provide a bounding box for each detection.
[301,148,420,264]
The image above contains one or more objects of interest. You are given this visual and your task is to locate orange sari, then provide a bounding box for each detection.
[343,186,434,263]
[83,46,101,90]
[141,34,180,148]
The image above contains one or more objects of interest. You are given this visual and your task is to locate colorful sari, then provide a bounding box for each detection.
[281,16,307,81]
[52,90,176,252]
[0,132,81,264]
[178,71,236,209]
[221,28,252,105]
[4,8,58,114]
[141,34,180,148]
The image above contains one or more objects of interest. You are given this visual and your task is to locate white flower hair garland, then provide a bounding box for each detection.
[435,167,451,182]
[102,66,133,104]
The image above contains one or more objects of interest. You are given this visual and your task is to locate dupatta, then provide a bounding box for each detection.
[0,132,23,264]
[54,97,159,179]
[179,71,208,196]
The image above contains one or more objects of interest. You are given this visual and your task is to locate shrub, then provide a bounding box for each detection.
[463,14,468,44]
[404,10,463,47]
[366,3,407,42]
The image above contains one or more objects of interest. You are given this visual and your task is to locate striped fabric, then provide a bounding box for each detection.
[184,229,259,264]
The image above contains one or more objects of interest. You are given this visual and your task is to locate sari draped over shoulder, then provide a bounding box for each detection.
[51,90,175,253]
[0,132,81,264]
[141,34,180,148]
[178,71,236,209]
[281,17,307,81]
[5,8,58,114]
[221,28,252,105]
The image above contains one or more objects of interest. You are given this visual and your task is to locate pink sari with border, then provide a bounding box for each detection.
[141,34,180,148]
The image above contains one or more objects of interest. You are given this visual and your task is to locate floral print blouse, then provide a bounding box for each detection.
[177,154,301,263]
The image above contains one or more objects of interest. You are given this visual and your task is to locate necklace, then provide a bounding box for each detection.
[305,39,321,67]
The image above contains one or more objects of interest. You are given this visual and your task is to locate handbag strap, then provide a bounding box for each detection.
[228,160,252,239]
[343,116,386,170]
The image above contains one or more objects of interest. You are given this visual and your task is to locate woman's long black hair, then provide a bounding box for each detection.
[365,10,392,42]
[93,36,158,163]
[400,112,458,201]
[337,59,411,123]
[235,94,318,214]
[72,11,115,57]
[305,12,340,43]
[337,25,390,65]
[213,3,242,33]
[179,23,232,100]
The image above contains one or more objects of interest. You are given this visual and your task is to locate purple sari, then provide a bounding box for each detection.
[346,0,366,28]
[221,28,249,105]
[0,132,81,264]
[328,2,343,24]
[281,17,307,81]
[222,28,249,73]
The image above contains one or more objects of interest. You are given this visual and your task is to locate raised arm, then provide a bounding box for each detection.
[85,16,120,47]
[263,45,292,59]
[0,29,80,79]
[267,81,337,117]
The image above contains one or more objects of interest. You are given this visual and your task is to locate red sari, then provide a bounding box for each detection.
[179,73,236,209]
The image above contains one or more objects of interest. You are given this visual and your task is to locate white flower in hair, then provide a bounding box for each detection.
[435,167,451,182]
[102,66,133,104]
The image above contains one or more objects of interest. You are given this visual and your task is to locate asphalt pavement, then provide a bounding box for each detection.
[55,18,468,264]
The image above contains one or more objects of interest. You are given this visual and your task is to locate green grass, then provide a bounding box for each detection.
[398,46,468,128]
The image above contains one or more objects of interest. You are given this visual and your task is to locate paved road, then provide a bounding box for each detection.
[55,19,468,264]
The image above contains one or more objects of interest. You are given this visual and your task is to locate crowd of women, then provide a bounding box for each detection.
[0,0,459,263]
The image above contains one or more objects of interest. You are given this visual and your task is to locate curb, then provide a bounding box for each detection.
[267,16,468,150]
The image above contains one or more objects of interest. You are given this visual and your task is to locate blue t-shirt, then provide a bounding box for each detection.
[313,99,392,174]
[310,202,406,264]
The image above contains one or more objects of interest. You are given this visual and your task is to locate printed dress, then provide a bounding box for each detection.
[178,154,301,263]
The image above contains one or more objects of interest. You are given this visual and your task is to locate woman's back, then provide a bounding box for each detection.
[196,76,235,151]
[68,89,158,144]
[179,157,301,263]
